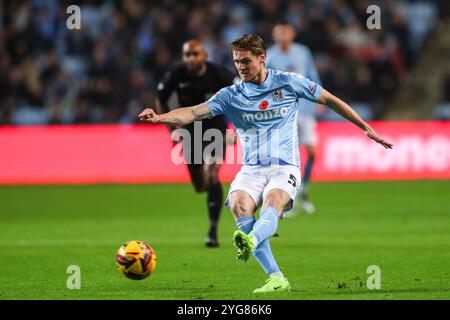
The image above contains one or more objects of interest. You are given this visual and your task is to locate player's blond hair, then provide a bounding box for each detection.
[229,34,266,56]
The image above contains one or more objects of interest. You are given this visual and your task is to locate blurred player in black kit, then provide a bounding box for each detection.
[156,40,235,247]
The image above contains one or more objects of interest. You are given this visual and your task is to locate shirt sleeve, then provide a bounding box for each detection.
[289,72,323,103]
[205,87,231,117]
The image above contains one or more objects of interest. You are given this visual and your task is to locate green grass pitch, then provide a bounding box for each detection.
[0,180,449,300]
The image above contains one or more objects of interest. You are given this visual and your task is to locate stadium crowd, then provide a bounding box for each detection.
[0,0,447,125]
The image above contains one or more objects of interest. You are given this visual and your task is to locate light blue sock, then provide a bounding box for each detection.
[253,239,281,276]
[237,214,282,277]
[235,215,255,234]
[252,207,279,246]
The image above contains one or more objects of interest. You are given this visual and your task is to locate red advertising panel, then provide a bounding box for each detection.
[314,121,450,181]
[0,122,449,184]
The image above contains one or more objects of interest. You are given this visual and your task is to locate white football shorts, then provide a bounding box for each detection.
[225,164,301,213]
[298,115,318,146]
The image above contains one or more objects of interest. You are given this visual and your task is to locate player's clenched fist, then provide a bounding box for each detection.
[138,108,160,123]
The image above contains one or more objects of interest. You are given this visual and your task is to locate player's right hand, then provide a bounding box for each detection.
[138,108,160,123]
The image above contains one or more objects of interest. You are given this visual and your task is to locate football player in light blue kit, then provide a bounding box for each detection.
[138,34,393,293]
[266,23,321,214]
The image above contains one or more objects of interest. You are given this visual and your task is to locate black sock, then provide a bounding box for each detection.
[300,189,309,202]
[207,182,223,236]
[303,155,315,186]
[300,155,314,202]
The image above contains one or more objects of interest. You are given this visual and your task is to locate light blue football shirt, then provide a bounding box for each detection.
[266,43,321,117]
[205,68,323,166]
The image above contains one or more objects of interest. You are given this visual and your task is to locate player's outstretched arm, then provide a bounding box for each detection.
[138,103,211,126]
[317,90,393,149]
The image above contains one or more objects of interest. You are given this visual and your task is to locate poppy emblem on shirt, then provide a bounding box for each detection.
[258,100,269,110]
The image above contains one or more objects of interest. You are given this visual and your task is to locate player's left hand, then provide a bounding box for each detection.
[365,127,393,149]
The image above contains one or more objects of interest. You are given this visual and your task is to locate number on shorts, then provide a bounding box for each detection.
[288,174,297,188]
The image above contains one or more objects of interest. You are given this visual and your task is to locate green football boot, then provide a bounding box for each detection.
[233,230,256,262]
[253,275,291,293]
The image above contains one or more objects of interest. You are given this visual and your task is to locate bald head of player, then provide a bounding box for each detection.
[272,23,296,52]
[182,39,208,74]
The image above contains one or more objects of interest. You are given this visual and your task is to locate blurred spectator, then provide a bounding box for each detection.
[0,0,446,125]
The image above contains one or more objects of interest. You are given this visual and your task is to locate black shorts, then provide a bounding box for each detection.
[181,116,228,165]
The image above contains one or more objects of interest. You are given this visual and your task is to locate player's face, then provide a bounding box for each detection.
[232,50,265,82]
[182,43,207,72]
